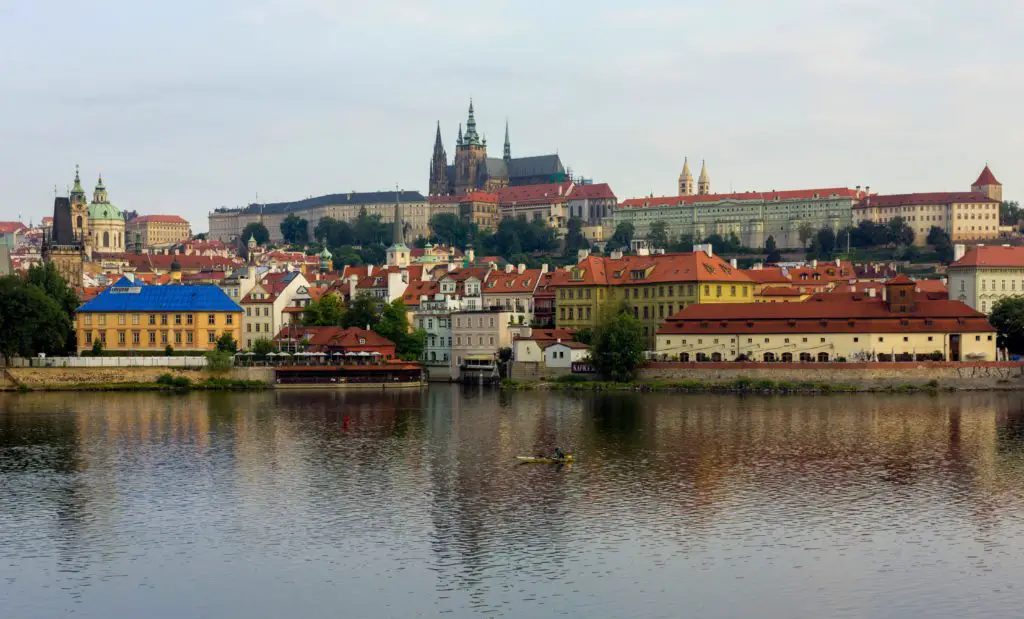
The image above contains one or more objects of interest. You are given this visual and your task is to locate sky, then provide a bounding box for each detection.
[2,0,1022,231]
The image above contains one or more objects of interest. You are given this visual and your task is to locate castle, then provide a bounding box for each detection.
[429,100,566,196]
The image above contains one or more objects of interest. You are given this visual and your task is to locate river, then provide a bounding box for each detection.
[2,388,1024,618]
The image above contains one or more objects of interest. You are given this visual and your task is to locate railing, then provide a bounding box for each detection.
[8,356,208,368]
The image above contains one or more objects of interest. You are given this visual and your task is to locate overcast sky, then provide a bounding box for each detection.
[2,0,1021,230]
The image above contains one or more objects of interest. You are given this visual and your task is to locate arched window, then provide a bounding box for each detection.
[781,352,793,362]
[76,215,83,230]
[103,231,110,247]
[680,353,690,362]
[817,352,829,362]
[711,352,722,362]
[764,352,776,362]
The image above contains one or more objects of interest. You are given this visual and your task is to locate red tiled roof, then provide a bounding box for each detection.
[554,251,753,288]
[855,192,998,208]
[516,328,576,342]
[973,165,1001,186]
[786,260,856,283]
[498,182,574,205]
[279,326,395,350]
[130,215,190,225]
[743,268,792,284]
[119,253,238,271]
[659,295,992,335]
[541,340,589,350]
[950,245,1024,268]
[620,187,862,209]
[483,269,542,295]
[0,221,28,234]
[757,285,803,297]
[913,279,947,293]
[402,280,440,306]
[568,183,616,201]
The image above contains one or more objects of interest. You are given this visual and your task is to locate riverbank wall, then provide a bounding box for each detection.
[3,367,274,390]
[637,361,1024,391]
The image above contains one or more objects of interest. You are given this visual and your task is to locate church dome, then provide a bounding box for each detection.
[89,202,123,221]
[319,247,333,259]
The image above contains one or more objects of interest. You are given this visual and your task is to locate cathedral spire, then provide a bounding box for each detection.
[698,159,710,195]
[429,122,451,196]
[457,123,463,146]
[464,99,480,145]
[678,157,694,196]
[503,119,511,161]
[392,185,404,246]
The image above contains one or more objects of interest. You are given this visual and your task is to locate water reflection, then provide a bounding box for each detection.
[2,389,1024,618]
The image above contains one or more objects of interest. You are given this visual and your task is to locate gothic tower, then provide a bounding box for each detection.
[971,164,1002,202]
[428,121,451,196]
[453,99,489,195]
[69,165,90,245]
[697,159,711,195]
[678,157,694,196]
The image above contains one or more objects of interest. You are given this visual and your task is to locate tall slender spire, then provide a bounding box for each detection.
[503,119,511,161]
[697,159,710,195]
[464,98,480,145]
[457,123,463,146]
[392,184,404,246]
[678,157,694,196]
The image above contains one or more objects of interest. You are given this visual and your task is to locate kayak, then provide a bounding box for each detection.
[517,455,574,464]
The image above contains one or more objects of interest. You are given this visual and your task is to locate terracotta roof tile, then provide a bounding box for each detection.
[950,245,1024,268]
[130,214,190,225]
[973,165,1001,186]
[621,187,862,209]
[856,192,998,208]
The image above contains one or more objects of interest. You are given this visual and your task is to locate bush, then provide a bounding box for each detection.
[172,376,191,388]
[205,350,234,372]
[555,374,591,383]
[156,373,174,385]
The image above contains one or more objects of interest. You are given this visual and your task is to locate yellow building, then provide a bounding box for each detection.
[126,214,192,248]
[947,244,1024,313]
[75,274,243,354]
[852,166,1003,247]
[656,276,995,362]
[552,246,756,345]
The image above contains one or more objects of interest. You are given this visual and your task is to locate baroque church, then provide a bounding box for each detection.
[677,157,711,196]
[429,100,566,196]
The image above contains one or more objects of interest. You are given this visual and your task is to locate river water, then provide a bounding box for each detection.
[3,388,1024,618]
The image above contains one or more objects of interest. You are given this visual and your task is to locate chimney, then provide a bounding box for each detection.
[367,265,374,276]
[868,288,876,298]
[953,243,966,262]
[517,263,525,274]
[505,263,514,274]
[730,258,738,268]
[811,259,818,268]
[865,185,871,194]
[577,248,590,262]
[610,249,623,260]
[541,263,549,274]
[637,246,650,257]
[753,262,762,270]
[692,243,713,258]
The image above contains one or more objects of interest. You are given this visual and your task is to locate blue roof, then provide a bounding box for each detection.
[78,276,242,313]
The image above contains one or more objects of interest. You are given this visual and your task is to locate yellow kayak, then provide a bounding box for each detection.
[517,455,574,464]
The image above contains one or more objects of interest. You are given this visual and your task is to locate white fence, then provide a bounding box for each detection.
[8,356,208,368]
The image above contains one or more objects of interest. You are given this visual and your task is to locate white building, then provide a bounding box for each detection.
[947,244,1024,313]
[544,340,589,368]
[240,271,308,349]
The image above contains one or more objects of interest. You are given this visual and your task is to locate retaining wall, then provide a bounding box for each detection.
[638,361,1024,390]
[4,366,275,390]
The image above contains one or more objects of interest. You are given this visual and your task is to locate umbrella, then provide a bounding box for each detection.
[357,351,370,357]
[370,352,382,356]
[313,352,327,356]
[332,352,343,356]
[278,352,292,357]
[266,352,278,357]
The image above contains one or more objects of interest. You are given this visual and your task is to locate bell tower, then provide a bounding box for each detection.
[69,165,90,245]
[678,157,694,196]
[453,99,488,195]
[697,160,711,195]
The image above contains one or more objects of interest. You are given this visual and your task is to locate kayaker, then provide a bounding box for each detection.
[553,447,565,460]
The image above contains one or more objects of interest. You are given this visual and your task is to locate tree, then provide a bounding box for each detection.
[91,338,103,356]
[374,299,425,361]
[0,276,71,363]
[193,232,208,241]
[564,217,589,257]
[429,212,475,248]
[25,262,78,352]
[241,222,270,246]
[608,222,635,251]
[1000,200,1021,227]
[990,297,1024,353]
[280,214,309,245]
[798,222,816,248]
[591,303,646,382]
[764,235,782,263]
[928,226,955,264]
[806,227,837,260]
[703,233,742,255]
[887,217,914,246]
[215,332,238,353]
[302,293,346,326]
[358,244,386,266]
[668,233,695,253]
[314,216,355,247]
[164,344,174,356]
[343,293,380,330]
[251,337,274,360]
[353,207,389,246]
[764,235,777,254]
[647,220,670,249]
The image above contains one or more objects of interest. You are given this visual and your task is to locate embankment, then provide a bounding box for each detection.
[637,361,1024,391]
[3,367,274,391]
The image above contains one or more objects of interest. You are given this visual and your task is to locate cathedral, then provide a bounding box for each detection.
[429,100,566,196]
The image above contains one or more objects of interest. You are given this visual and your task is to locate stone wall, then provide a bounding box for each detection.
[5,366,275,390]
[510,362,572,382]
[638,361,1024,390]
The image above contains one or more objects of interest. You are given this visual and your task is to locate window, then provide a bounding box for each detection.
[85,332,93,344]
[853,337,859,342]
[988,335,994,341]
[208,332,216,344]
[489,317,495,327]
[148,332,156,345]
[263,307,269,317]
[730,286,736,297]
[175,314,182,325]
[187,314,193,325]
[161,332,168,344]
[489,336,494,346]
[132,331,140,345]
[186,332,193,345]
[85,314,92,326]
[879,337,884,342]
[586,307,591,319]
[99,315,106,326]
[161,314,168,326]
[976,335,981,341]
[118,314,126,325]
[132,314,140,325]
[118,331,126,345]
[247,324,252,333]
[903,336,909,342]
[246,307,251,316]
[928,336,933,341]
[226,315,234,325]
[208,314,216,325]
[175,332,182,344]
[704,285,710,296]
[559,308,565,320]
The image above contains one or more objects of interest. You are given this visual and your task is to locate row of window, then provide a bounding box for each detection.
[246,323,274,333]
[245,306,271,317]
[83,313,231,327]
[978,279,1024,292]
[453,316,496,328]
[666,334,991,346]
[82,330,227,346]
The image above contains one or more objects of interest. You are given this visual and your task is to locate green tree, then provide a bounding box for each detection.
[205,349,234,372]
[302,293,346,326]
[193,232,208,241]
[764,235,782,263]
[343,293,380,330]
[564,217,590,257]
[798,222,816,248]
[333,245,364,267]
[358,244,386,265]
[251,337,275,360]
[164,344,174,356]
[928,226,955,264]
[608,222,635,251]
[887,217,914,246]
[353,207,389,245]
[668,233,695,253]
[280,214,309,245]
[591,303,646,382]
[647,220,670,249]
[990,297,1024,353]
[314,216,355,247]
[91,337,103,356]
[241,222,270,246]
[215,332,238,353]
[764,235,777,254]
[374,299,425,360]
[429,212,475,247]
[0,276,72,363]
[25,262,78,352]
[1000,200,1021,226]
